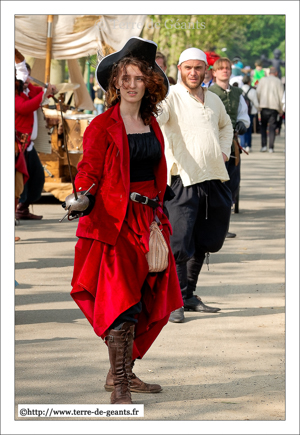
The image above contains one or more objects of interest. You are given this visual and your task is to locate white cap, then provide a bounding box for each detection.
[178,48,208,66]
[177,48,208,83]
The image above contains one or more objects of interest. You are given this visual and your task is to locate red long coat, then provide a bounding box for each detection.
[71,103,183,360]
[74,103,168,245]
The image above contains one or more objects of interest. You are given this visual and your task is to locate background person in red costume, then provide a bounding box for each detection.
[15,55,57,220]
[15,49,29,239]
[203,50,220,88]
[65,37,183,405]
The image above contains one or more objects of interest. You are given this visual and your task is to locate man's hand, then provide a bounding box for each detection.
[235,121,248,135]
[222,152,228,162]
[15,48,25,64]
[45,84,58,97]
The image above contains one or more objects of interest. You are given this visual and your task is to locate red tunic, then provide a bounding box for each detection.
[15,83,44,139]
[70,103,183,360]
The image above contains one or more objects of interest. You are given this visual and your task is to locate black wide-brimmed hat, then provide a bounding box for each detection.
[96,36,169,99]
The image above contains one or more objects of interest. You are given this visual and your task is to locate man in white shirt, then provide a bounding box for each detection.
[158,48,233,323]
[240,75,260,153]
[256,66,284,153]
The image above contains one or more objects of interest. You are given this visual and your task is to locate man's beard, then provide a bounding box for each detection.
[181,72,205,90]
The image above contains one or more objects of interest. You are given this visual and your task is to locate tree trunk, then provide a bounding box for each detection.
[78,57,87,77]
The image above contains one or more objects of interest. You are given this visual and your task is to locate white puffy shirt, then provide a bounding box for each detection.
[157,84,233,187]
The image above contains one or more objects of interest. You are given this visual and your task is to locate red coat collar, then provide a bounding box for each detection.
[110,102,122,122]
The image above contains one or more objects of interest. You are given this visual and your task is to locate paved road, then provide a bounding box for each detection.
[7,127,297,433]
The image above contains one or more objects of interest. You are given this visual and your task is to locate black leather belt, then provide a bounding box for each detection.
[130,192,160,209]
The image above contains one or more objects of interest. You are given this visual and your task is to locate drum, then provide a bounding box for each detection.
[63,113,96,153]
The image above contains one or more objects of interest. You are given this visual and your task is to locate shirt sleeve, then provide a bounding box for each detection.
[249,88,260,110]
[237,95,251,128]
[278,83,285,113]
[15,91,44,115]
[256,79,262,102]
[157,97,170,127]
[282,91,285,112]
[218,101,234,159]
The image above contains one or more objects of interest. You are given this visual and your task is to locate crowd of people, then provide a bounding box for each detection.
[15,37,285,405]
[90,49,285,155]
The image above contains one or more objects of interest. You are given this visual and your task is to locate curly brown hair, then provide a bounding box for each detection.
[106,57,167,125]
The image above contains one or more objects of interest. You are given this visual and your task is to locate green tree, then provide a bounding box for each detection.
[141,15,285,78]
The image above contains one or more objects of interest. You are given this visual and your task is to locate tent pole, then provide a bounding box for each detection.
[85,59,93,114]
[45,15,53,83]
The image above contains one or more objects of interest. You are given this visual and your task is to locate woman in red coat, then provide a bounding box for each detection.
[66,37,183,405]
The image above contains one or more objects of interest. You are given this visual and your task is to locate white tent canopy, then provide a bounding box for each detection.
[15,15,147,59]
[15,15,147,109]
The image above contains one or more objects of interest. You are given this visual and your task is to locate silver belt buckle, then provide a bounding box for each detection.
[130,192,148,205]
[130,192,139,202]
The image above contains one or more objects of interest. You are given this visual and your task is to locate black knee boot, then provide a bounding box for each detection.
[185,254,221,313]
[187,254,205,299]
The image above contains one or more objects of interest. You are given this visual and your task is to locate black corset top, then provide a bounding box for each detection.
[127,128,162,182]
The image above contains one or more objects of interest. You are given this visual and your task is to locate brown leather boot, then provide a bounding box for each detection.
[105,333,162,394]
[16,203,43,220]
[105,322,135,404]
[104,362,162,393]
[128,360,162,393]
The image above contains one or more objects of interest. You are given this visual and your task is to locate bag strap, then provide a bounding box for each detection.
[245,86,252,97]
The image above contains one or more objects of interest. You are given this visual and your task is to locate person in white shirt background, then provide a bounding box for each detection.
[157,48,233,323]
[239,74,260,153]
[201,65,214,88]
[256,66,284,153]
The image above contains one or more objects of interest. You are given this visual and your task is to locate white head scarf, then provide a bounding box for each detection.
[15,60,29,82]
[177,48,208,84]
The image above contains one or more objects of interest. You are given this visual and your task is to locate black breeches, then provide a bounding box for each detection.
[261,108,278,149]
[165,177,232,262]
[109,302,142,329]
[165,177,232,297]
[20,147,45,205]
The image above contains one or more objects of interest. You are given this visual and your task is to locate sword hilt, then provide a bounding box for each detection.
[59,183,95,223]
